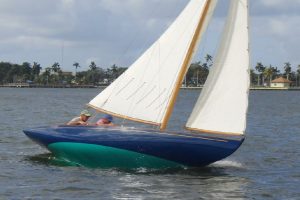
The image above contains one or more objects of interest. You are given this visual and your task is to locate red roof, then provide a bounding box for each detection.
[271,77,292,83]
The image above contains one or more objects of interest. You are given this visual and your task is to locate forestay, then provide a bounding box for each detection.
[89,0,217,125]
[186,0,250,135]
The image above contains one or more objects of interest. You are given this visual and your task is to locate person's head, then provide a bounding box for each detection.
[101,114,113,124]
[80,110,91,122]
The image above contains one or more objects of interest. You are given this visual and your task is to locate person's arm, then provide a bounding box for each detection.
[67,121,80,125]
[78,121,88,125]
[67,117,82,125]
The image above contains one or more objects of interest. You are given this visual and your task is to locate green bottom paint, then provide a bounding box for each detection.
[48,142,182,169]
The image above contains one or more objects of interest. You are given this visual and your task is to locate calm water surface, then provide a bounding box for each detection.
[0,88,299,199]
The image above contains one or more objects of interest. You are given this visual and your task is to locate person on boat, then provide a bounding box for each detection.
[67,110,92,125]
[96,114,114,126]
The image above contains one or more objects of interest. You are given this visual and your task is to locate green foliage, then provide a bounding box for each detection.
[73,62,80,70]
[1,59,300,87]
[0,62,33,83]
[253,62,282,86]
[284,62,292,80]
[184,54,213,86]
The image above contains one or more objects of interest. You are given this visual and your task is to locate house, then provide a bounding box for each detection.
[270,77,292,88]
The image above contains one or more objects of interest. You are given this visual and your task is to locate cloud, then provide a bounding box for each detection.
[246,0,300,68]
[261,0,300,7]
[0,0,299,72]
[251,0,300,16]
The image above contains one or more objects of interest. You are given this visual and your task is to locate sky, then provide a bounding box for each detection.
[0,0,299,72]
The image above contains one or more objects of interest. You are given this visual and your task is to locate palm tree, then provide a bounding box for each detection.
[73,62,80,83]
[284,62,292,80]
[296,65,300,87]
[32,62,41,81]
[51,62,60,74]
[50,62,62,83]
[255,62,265,86]
[89,61,97,71]
[263,66,273,86]
[271,66,280,77]
[89,61,97,85]
[44,67,51,85]
[205,54,212,63]
[250,69,256,86]
[21,62,32,82]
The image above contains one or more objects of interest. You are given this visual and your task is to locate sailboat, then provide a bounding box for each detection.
[24,0,250,168]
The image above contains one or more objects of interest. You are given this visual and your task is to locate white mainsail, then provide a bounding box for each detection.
[89,0,217,126]
[186,0,250,135]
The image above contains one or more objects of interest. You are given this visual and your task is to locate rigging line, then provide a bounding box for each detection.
[155,40,163,124]
[89,1,166,113]
[155,1,214,73]
[160,3,206,114]
[187,0,250,133]
[101,38,157,122]
[196,0,240,110]
[122,0,203,119]
[208,2,230,63]
[154,0,212,126]
[118,1,191,125]
[244,0,251,133]
[195,0,220,64]
[187,1,236,122]
[124,0,206,123]
[183,2,219,123]
[61,41,64,69]
[90,110,99,124]
[161,0,213,130]
[84,105,99,124]
[123,0,207,125]
[239,0,248,8]
[136,0,206,102]
[109,0,166,66]
[153,40,162,130]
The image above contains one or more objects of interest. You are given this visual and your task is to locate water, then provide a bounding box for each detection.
[0,88,299,199]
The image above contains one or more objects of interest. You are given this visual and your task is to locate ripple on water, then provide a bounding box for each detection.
[1,89,300,199]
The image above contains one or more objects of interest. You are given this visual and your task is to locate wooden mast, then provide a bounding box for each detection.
[160,0,212,130]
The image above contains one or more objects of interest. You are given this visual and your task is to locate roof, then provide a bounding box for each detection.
[271,77,292,83]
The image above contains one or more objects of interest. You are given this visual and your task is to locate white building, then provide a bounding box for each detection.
[270,77,292,88]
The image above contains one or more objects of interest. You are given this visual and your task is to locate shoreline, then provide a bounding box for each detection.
[0,83,98,88]
[181,86,300,91]
[1,84,300,90]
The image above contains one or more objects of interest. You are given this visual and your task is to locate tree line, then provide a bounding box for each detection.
[251,62,300,86]
[1,55,300,86]
[0,61,127,86]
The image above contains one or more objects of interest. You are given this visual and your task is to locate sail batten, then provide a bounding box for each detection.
[89,0,217,126]
[186,0,250,135]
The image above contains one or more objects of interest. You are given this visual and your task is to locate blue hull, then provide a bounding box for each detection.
[23,126,244,168]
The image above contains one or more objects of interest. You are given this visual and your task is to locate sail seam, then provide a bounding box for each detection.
[136,85,156,104]
[146,89,166,108]
[126,82,146,100]
[115,78,135,96]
